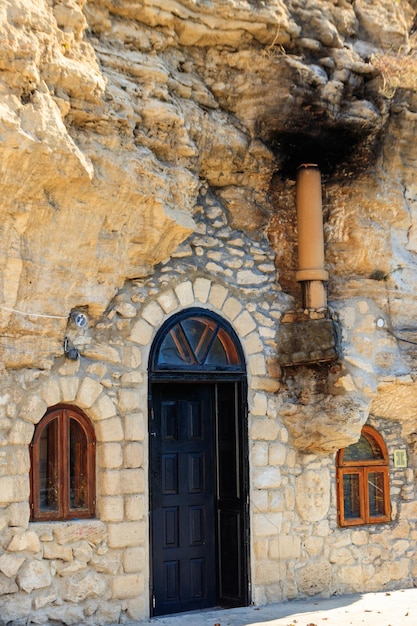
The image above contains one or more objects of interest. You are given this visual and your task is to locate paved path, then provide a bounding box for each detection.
[128,589,417,626]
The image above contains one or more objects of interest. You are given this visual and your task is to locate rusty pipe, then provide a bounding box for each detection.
[295,164,328,309]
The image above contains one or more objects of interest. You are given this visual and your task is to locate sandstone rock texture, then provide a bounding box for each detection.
[2,0,417,624]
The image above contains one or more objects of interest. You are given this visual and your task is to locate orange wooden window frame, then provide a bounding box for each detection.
[30,405,96,521]
[336,426,390,527]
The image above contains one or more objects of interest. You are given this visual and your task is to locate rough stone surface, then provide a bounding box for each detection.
[1,1,417,625]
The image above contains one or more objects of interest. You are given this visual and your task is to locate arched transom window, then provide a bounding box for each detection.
[30,405,96,521]
[336,425,390,527]
[150,308,245,375]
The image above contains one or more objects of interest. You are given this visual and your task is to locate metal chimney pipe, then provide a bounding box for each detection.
[295,164,328,309]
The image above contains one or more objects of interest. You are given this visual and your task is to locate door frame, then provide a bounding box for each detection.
[148,308,250,616]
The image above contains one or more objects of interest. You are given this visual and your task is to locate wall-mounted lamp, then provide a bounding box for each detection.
[64,336,80,360]
[376,317,385,328]
[70,310,88,328]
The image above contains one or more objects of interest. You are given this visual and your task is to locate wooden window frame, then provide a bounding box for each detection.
[30,405,96,522]
[336,425,390,527]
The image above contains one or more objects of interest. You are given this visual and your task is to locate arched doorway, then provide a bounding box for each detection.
[149,308,250,616]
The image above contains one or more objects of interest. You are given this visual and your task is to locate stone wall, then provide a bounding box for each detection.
[1,189,417,624]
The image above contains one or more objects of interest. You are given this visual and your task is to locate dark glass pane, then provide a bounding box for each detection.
[182,318,215,363]
[39,419,59,512]
[158,327,193,366]
[343,473,361,519]
[368,472,385,517]
[343,434,383,462]
[155,314,242,369]
[70,419,88,509]
[206,336,228,366]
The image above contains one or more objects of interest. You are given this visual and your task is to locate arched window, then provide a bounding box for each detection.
[336,425,390,527]
[30,405,96,521]
[150,308,245,377]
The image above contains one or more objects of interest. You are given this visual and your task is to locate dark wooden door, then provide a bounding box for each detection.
[150,382,248,616]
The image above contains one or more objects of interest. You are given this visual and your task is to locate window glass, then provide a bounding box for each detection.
[155,314,242,370]
[368,471,385,517]
[31,406,95,521]
[70,418,88,510]
[39,418,59,513]
[343,434,383,462]
[343,473,361,520]
[337,426,390,527]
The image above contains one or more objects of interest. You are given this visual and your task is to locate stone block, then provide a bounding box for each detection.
[0,594,31,622]
[123,546,144,573]
[91,552,122,575]
[253,466,281,489]
[73,541,93,563]
[277,319,339,366]
[99,468,144,496]
[117,389,140,413]
[112,573,143,599]
[99,496,124,522]
[251,377,280,392]
[249,354,267,376]
[174,281,194,306]
[53,521,107,546]
[7,446,30,475]
[76,377,103,409]
[17,560,51,592]
[8,419,34,445]
[130,319,154,345]
[41,378,62,408]
[107,522,145,548]
[250,418,279,441]
[124,442,143,469]
[253,512,282,537]
[99,443,123,469]
[123,346,143,368]
[95,417,124,442]
[222,297,242,320]
[234,310,256,337]
[269,534,301,560]
[89,394,117,421]
[63,571,107,602]
[269,442,286,466]
[43,543,73,562]
[124,413,145,441]
[244,332,263,355]
[0,553,25,577]
[141,301,164,326]
[18,394,47,424]
[125,495,145,521]
[193,277,211,303]
[251,442,268,466]
[0,476,29,505]
[208,283,228,309]
[296,558,332,596]
[251,392,268,416]
[60,376,80,402]
[157,289,179,313]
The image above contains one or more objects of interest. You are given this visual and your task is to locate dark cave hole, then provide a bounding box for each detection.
[267,127,381,180]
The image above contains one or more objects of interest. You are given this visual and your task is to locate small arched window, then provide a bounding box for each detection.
[150,308,245,377]
[30,405,96,521]
[336,425,390,527]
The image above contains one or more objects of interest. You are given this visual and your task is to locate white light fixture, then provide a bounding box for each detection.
[376,317,385,328]
[71,311,88,328]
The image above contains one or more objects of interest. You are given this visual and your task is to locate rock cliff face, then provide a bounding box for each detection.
[0,0,414,363]
[2,2,417,622]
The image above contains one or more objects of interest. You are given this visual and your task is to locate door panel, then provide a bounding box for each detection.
[151,381,248,616]
[215,383,248,607]
[151,384,215,616]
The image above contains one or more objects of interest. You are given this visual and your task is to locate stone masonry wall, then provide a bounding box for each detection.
[1,188,417,624]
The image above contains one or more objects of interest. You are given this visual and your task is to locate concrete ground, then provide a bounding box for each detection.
[131,588,417,626]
